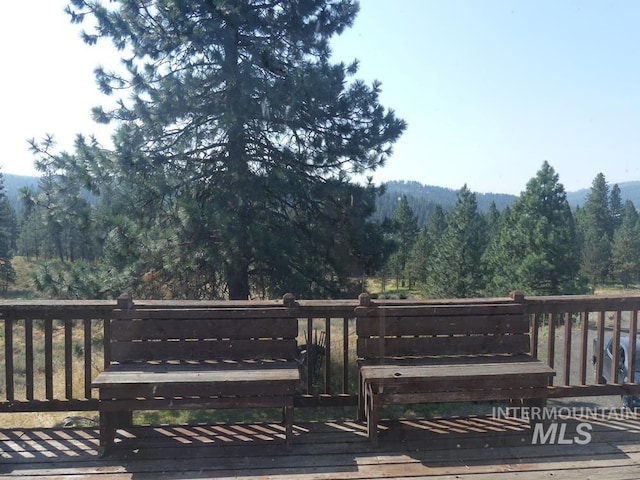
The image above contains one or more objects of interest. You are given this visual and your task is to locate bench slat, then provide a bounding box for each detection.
[356,314,529,336]
[115,307,295,320]
[376,388,551,404]
[361,362,554,393]
[94,363,300,397]
[98,396,295,411]
[110,318,298,341]
[355,303,524,317]
[358,334,531,358]
[110,338,299,363]
[98,383,299,398]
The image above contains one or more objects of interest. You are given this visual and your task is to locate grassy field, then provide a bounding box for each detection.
[3,256,41,300]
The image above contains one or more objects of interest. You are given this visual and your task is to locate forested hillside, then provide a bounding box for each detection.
[373,181,517,226]
[3,174,39,212]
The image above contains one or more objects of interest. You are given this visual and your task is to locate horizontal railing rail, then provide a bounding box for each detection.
[2,293,640,416]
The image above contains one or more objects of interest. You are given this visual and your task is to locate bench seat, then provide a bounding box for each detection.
[93,362,299,403]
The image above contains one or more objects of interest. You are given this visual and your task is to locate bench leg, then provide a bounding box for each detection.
[283,405,294,450]
[358,374,365,422]
[364,383,379,447]
[98,411,116,458]
[98,410,132,457]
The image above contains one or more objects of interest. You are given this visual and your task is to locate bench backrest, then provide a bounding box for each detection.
[107,306,299,364]
[356,300,530,360]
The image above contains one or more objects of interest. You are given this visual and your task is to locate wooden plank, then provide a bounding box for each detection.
[110,317,298,341]
[595,310,605,383]
[84,318,92,399]
[4,315,13,401]
[355,302,524,318]
[109,338,299,362]
[360,361,554,382]
[324,316,331,395]
[342,317,349,395]
[579,310,588,385]
[93,364,300,387]
[44,317,53,401]
[376,387,552,404]
[64,318,73,399]
[357,334,531,358]
[97,381,299,399]
[366,374,553,394]
[356,313,529,337]
[0,398,100,412]
[25,318,34,400]
[116,307,296,320]
[562,311,572,386]
[97,396,295,411]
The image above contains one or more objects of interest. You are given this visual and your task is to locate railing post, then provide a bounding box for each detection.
[358,293,371,307]
[282,293,296,308]
[509,290,525,303]
[117,293,134,310]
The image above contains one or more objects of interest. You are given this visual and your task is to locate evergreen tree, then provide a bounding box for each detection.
[611,200,640,286]
[425,186,486,298]
[610,184,623,232]
[0,172,17,290]
[386,195,418,287]
[485,201,502,238]
[579,173,613,285]
[485,162,581,295]
[65,0,406,299]
[407,204,447,286]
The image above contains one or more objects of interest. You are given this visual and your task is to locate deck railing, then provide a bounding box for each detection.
[2,294,640,414]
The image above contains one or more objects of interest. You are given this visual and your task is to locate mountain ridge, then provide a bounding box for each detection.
[4,173,640,222]
[375,180,640,226]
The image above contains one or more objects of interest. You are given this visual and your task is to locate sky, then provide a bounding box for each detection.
[1,1,639,195]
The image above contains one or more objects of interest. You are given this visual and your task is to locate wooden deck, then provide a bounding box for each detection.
[2,411,640,479]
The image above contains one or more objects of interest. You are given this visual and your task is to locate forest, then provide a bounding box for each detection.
[0,1,637,301]
[0,162,637,301]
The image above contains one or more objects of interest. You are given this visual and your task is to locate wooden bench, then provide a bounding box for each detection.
[355,293,555,445]
[92,294,300,456]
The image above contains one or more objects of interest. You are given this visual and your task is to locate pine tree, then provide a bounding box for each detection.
[426,186,486,298]
[0,172,17,291]
[485,162,581,295]
[611,201,640,287]
[386,195,418,287]
[65,0,406,299]
[579,173,613,285]
[610,184,624,233]
[407,204,447,286]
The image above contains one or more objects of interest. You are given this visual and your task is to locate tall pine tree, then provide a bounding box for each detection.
[611,201,640,287]
[386,195,418,288]
[579,173,613,286]
[426,185,486,298]
[485,162,581,295]
[0,172,17,291]
[65,0,406,299]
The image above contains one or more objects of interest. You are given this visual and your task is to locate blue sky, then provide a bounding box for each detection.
[2,1,639,195]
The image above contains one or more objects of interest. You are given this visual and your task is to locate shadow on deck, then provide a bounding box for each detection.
[2,412,640,479]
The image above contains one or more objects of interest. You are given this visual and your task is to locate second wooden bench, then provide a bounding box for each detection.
[355,293,555,445]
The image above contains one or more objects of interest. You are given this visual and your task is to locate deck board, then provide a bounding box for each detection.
[2,413,640,479]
